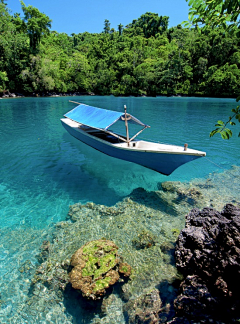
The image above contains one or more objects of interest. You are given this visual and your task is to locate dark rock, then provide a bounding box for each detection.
[221,203,240,219]
[173,204,240,323]
[174,275,219,320]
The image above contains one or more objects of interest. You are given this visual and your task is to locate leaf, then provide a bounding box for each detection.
[216,120,224,126]
[221,132,228,139]
[221,128,232,139]
[188,0,194,7]
[235,113,240,121]
[209,129,219,137]
[182,21,192,28]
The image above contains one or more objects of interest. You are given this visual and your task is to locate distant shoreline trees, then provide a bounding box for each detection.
[0,2,240,101]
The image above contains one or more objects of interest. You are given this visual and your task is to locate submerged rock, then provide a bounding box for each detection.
[123,288,162,324]
[37,240,51,263]
[160,181,204,206]
[69,239,131,300]
[132,229,157,249]
[173,275,220,322]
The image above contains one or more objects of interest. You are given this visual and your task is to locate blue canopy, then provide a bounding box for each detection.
[64,104,148,130]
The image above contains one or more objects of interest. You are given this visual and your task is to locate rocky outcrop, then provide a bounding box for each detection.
[173,204,240,323]
[69,239,131,300]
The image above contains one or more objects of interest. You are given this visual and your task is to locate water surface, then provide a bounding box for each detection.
[0,96,239,323]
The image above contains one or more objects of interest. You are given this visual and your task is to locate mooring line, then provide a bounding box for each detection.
[204,156,226,170]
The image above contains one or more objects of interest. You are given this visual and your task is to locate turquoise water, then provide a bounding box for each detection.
[0,96,239,323]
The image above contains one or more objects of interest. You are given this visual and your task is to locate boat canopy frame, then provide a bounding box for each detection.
[66,101,150,144]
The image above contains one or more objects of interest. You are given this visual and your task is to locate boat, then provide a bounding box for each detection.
[61,101,206,175]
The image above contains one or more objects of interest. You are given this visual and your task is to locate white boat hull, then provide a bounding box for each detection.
[61,118,206,175]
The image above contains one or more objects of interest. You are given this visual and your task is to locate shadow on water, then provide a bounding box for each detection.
[156,279,181,323]
[128,187,179,216]
[63,284,103,323]
[62,282,126,323]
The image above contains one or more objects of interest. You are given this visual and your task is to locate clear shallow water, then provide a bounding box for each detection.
[0,96,239,323]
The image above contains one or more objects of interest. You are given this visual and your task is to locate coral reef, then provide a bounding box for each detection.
[25,167,240,323]
[30,188,182,319]
[69,239,131,300]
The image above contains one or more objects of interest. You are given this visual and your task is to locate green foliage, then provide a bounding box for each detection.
[0,71,8,91]
[210,106,240,139]
[1,1,240,138]
[125,12,169,38]
[118,23,124,36]
[103,19,110,34]
[20,1,52,51]
[1,2,240,113]
[186,0,240,138]
[185,0,240,32]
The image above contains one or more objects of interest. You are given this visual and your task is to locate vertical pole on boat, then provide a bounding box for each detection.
[124,105,130,146]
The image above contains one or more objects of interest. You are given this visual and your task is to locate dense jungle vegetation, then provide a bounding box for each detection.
[1,0,240,97]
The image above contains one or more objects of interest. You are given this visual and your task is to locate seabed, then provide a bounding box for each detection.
[1,166,239,323]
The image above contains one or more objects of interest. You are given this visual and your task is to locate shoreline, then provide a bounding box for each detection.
[0,91,238,100]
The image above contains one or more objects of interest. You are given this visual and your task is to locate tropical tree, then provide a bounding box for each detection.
[118,23,124,36]
[0,1,29,92]
[186,0,240,138]
[1,0,240,106]
[0,71,8,92]
[186,0,240,31]
[103,19,110,34]
[125,12,169,38]
[20,1,52,52]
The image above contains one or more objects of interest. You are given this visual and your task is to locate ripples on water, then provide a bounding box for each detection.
[0,96,239,323]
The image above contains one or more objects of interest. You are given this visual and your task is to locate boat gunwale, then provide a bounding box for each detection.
[61,118,206,157]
